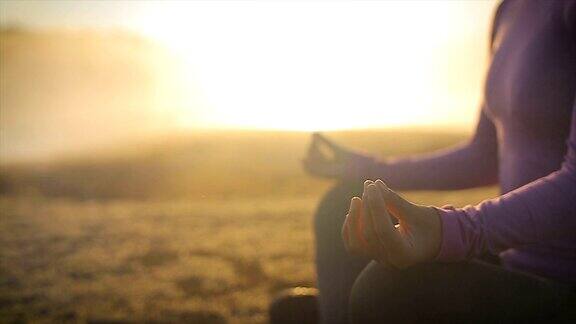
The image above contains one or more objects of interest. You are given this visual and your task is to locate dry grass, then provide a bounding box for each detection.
[0,130,497,323]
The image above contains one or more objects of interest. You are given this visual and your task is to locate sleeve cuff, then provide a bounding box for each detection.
[434,207,468,262]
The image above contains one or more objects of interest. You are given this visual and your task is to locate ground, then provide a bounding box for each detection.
[0,130,497,323]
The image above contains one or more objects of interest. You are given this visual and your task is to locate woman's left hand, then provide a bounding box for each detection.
[302,133,365,179]
[342,179,442,269]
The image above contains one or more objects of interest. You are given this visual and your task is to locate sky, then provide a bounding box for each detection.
[1,0,499,132]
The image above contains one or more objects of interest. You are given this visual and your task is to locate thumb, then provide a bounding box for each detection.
[307,133,321,158]
[374,180,415,219]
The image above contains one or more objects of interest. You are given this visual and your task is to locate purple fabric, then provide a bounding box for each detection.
[351,0,576,284]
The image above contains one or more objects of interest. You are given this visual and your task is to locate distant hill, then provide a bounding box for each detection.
[0,130,467,200]
[0,28,186,162]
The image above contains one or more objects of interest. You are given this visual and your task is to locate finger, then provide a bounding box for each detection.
[316,133,346,156]
[375,180,414,221]
[341,197,354,252]
[362,180,376,245]
[306,136,322,160]
[368,183,399,247]
[373,181,399,226]
[347,197,366,254]
[366,183,404,251]
[307,133,329,162]
[342,213,351,251]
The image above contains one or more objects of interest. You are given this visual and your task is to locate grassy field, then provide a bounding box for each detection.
[0,130,497,323]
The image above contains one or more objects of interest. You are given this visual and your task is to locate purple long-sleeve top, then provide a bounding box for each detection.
[349,0,576,284]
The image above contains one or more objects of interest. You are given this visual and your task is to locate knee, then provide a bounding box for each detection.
[349,261,414,324]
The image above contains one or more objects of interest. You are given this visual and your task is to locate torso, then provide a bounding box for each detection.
[485,0,576,193]
[485,0,576,280]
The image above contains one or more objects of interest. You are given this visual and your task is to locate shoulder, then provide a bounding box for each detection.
[490,1,512,48]
[492,0,512,29]
[493,0,511,24]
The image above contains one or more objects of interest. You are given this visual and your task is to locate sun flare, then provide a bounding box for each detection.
[131,1,497,131]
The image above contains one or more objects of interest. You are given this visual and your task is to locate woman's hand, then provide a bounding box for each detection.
[342,179,442,269]
[302,132,362,179]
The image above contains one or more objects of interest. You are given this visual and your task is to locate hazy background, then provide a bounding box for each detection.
[0,1,499,323]
[1,0,497,161]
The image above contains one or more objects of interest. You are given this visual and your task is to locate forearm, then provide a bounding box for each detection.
[346,110,499,191]
[346,140,498,191]
[437,165,576,260]
[375,141,498,190]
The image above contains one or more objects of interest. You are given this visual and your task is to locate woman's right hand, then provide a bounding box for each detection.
[342,180,442,269]
[302,133,362,179]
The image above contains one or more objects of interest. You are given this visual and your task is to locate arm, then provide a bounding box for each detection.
[436,1,576,260]
[347,108,499,190]
[342,105,575,270]
[437,102,576,260]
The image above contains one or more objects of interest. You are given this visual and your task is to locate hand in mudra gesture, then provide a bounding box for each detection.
[342,179,442,269]
[302,132,365,179]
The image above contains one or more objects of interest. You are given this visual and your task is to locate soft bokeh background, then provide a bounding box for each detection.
[1,1,498,323]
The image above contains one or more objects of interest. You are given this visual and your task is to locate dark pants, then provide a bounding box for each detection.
[314,182,575,324]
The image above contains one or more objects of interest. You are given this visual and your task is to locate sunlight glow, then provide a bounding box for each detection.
[134,1,497,131]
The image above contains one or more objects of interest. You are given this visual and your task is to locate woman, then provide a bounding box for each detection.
[301,1,576,323]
